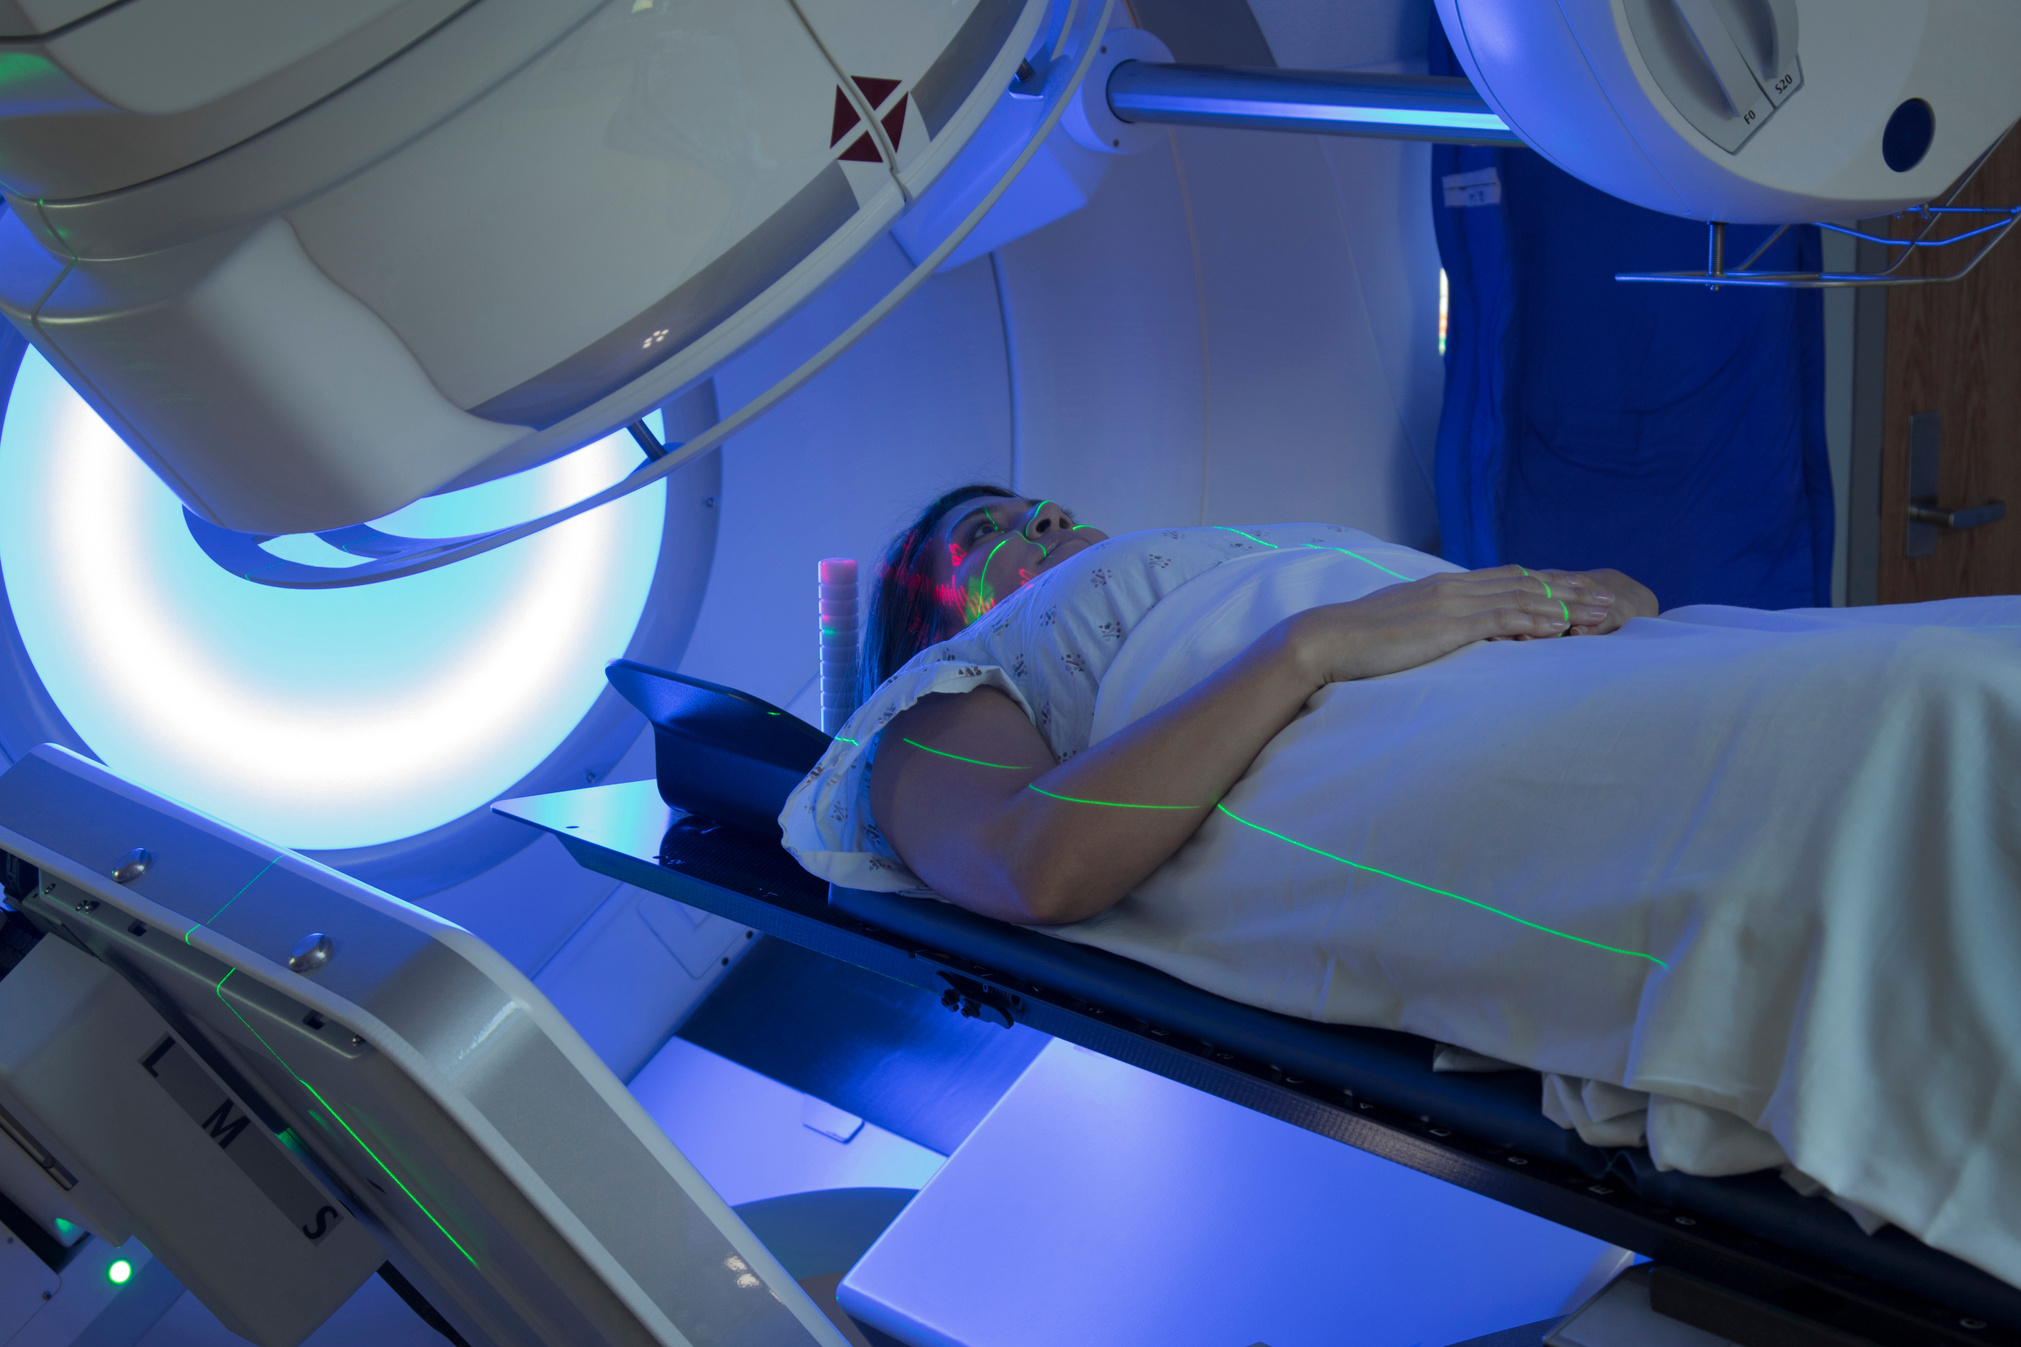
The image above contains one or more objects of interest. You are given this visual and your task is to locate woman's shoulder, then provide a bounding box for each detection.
[981,522,1401,616]
[1052,522,1401,577]
[1048,521,1387,561]
[1106,521,1392,551]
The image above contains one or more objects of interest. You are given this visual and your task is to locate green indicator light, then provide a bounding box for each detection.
[54,1217,77,1238]
[107,1259,132,1285]
[903,737,1032,770]
[1214,804,1669,969]
[213,971,479,1267]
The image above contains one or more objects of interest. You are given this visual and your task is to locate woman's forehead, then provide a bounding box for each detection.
[935,495,1027,537]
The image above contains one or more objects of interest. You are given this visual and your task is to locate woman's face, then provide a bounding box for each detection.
[926,496,1108,626]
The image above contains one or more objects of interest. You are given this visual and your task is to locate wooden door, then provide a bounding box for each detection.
[1875,129,2021,603]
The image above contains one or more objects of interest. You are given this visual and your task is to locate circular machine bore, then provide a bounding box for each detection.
[0,346,667,854]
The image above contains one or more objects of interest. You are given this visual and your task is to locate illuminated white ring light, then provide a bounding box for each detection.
[0,334,715,896]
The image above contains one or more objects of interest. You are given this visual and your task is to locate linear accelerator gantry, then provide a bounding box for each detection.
[0,0,2010,586]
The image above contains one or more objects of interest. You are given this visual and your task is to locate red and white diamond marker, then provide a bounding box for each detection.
[831,76,908,163]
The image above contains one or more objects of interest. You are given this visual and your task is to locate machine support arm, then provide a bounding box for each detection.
[1104,63,1522,146]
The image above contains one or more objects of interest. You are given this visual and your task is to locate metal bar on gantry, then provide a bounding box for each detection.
[1106,63,1524,146]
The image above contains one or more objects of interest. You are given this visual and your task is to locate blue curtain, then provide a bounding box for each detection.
[1430,38,1832,610]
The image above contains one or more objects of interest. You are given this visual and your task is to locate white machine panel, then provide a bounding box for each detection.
[0,744,855,1347]
[1436,0,2021,222]
[0,937,384,1346]
[839,1040,1630,1347]
[0,0,1051,534]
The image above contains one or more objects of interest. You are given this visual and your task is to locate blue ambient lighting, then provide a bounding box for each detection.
[0,350,665,850]
[1117,93,1510,134]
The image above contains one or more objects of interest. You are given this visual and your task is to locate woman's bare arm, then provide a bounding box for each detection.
[870,565,1621,925]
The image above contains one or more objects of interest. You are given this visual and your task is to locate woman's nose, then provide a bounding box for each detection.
[1023,500,1071,539]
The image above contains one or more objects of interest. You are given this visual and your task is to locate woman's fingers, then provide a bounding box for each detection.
[1456,566,1613,613]
[1465,579,1619,639]
[1476,599,1569,639]
[1525,568,1619,611]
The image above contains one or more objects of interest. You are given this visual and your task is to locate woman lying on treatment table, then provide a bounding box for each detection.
[780,486,2021,1287]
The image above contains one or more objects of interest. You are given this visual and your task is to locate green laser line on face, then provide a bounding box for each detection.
[1025,501,1053,545]
[962,533,1017,623]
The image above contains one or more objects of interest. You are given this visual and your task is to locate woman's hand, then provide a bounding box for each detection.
[1281,565,1618,686]
[1554,568,1658,634]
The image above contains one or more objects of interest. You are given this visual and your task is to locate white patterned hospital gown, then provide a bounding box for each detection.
[779,523,1454,890]
[780,523,2021,1292]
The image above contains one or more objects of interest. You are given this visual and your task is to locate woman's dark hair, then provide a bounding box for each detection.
[860,482,1018,703]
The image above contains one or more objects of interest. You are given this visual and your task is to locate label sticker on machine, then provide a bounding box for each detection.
[140,1035,346,1245]
[1442,167,1502,208]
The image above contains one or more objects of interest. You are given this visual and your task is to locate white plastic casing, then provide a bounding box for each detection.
[0,0,1051,534]
[1062,26,1174,156]
[1436,0,2021,222]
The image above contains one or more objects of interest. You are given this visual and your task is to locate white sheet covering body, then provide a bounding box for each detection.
[782,527,2021,1287]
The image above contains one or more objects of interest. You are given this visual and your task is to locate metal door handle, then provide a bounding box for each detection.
[1904,412,2005,558]
[1908,500,2006,531]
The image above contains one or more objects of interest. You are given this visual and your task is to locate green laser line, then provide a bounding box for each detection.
[1299,543,1410,581]
[1028,784,1200,809]
[1213,804,1668,969]
[895,739,1664,966]
[902,738,1196,804]
[1516,567,1571,624]
[903,737,1033,769]
[1215,526,1279,549]
[964,532,1018,620]
[213,970,480,1266]
[185,854,282,943]
[1216,530,1414,582]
